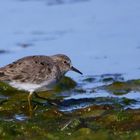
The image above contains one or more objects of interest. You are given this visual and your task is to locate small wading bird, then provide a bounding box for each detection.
[0,54,82,112]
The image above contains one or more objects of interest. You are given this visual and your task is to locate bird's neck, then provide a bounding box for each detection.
[54,62,67,76]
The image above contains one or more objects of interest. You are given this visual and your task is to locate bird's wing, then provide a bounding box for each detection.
[0,56,60,84]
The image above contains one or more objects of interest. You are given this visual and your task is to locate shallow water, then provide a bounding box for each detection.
[0,0,140,139]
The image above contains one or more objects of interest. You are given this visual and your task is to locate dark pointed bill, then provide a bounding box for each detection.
[71,66,83,75]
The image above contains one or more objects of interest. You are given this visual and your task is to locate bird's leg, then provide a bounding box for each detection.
[28,91,33,114]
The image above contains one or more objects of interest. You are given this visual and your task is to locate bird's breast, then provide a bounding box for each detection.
[9,79,57,92]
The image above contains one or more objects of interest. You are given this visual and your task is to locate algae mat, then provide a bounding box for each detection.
[0,75,140,140]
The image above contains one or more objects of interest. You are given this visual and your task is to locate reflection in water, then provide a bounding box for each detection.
[14,114,29,121]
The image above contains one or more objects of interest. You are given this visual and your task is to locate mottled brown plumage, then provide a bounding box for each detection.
[0,55,60,84]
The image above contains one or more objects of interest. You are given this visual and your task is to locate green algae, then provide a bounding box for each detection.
[0,105,140,140]
[83,77,96,83]
[105,79,140,95]
[54,76,77,92]
[0,76,140,139]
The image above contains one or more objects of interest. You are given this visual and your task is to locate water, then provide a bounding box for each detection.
[0,0,140,78]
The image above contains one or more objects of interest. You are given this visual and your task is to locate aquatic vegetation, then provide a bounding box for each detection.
[0,75,140,139]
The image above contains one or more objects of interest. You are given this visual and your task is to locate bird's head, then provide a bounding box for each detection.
[51,54,82,75]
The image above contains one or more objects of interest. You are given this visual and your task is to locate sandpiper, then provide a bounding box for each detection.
[0,54,82,111]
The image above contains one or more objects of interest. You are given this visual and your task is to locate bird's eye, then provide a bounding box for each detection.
[64,61,67,64]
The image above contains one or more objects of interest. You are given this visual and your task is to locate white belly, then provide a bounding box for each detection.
[9,79,57,93]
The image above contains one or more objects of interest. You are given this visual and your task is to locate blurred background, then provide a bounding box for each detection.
[1,0,140,80]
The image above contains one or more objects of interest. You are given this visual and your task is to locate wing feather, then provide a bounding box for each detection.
[0,56,60,84]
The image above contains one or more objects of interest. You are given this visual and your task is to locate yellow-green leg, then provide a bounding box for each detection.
[28,91,33,115]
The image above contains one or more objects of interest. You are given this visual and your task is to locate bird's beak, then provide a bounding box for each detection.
[71,66,83,75]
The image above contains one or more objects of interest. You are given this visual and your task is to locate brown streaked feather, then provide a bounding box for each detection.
[0,55,60,84]
[0,71,7,81]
